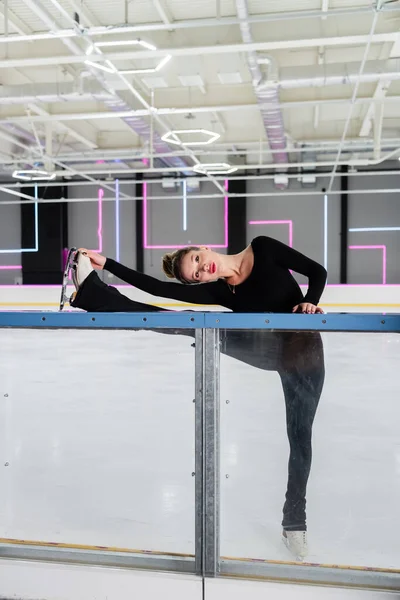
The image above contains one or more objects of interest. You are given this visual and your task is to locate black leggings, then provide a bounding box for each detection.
[72,272,325,531]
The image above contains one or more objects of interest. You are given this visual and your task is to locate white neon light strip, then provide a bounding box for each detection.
[182,180,187,231]
[324,194,328,270]
[95,40,157,51]
[84,60,116,74]
[349,227,400,232]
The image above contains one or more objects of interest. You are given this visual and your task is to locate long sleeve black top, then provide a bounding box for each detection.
[104,236,327,313]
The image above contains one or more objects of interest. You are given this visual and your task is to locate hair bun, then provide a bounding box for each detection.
[162,253,175,279]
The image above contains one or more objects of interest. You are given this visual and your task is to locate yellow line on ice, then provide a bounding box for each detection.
[0,537,399,574]
[221,554,400,573]
[0,537,194,558]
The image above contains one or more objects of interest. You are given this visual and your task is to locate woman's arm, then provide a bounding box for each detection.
[105,258,225,306]
[259,236,327,305]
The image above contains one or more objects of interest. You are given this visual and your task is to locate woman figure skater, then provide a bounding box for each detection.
[69,236,327,560]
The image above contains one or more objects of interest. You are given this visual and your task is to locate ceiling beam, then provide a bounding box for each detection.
[14,146,399,178]
[152,0,173,26]
[359,33,400,137]
[0,4,32,35]
[64,0,101,27]
[0,33,398,69]
[28,103,98,149]
[0,93,399,124]
[0,5,398,42]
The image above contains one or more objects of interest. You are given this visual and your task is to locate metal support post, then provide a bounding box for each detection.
[195,328,220,577]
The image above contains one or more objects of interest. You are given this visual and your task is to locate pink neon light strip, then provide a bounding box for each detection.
[248,220,293,247]
[349,245,387,285]
[143,180,229,249]
[93,188,104,253]
[68,187,104,280]
[0,265,22,270]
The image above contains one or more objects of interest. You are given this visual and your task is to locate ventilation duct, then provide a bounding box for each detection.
[235,0,288,189]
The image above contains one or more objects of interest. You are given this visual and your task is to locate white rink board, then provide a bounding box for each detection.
[0,283,400,312]
[0,559,202,600]
[206,578,397,600]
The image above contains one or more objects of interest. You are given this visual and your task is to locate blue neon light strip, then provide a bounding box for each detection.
[183,180,187,231]
[0,184,39,254]
[115,179,120,262]
[349,227,400,232]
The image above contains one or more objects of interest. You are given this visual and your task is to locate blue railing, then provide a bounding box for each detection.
[0,311,399,331]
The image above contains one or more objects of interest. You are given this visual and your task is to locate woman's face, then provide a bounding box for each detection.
[180,248,221,283]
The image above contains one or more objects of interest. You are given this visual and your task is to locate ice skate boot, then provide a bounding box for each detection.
[59,247,77,311]
[282,530,308,561]
[71,250,93,290]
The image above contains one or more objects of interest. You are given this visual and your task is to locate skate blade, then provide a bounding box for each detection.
[59,247,77,311]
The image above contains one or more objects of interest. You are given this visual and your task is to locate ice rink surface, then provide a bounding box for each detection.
[0,326,399,570]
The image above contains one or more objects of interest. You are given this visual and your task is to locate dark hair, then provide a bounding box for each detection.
[162,246,200,284]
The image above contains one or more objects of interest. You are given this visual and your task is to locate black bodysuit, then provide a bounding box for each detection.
[72,236,326,533]
[103,236,327,312]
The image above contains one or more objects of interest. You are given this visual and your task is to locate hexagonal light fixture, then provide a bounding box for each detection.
[119,55,171,75]
[94,40,157,52]
[12,169,56,181]
[162,129,220,147]
[193,163,238,175]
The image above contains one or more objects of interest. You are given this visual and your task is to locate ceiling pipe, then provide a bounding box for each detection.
[0,81,114,104]
[3,169,400,191]
[1,32,400,70]
[16,146,397,178]
[1,133,399,161]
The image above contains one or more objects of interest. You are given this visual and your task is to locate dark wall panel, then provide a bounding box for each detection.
[21,186,68,284]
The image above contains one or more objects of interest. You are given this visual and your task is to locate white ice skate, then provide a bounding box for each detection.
[282,530,308,561]
[71,250,93,290]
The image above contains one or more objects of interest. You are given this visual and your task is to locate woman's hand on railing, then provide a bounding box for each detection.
[79,248,106,270]
[292,302,324,314]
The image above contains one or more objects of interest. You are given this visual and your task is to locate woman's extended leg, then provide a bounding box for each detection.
[71,270,168,313]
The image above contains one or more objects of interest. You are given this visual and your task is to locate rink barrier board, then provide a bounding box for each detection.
[220,560,400,592]
[1,314,400,591]
[0,541,399,592]
[0,311,399,331]
[0,537,399,574]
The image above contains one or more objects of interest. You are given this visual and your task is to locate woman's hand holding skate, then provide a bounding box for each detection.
[78,248,106,270]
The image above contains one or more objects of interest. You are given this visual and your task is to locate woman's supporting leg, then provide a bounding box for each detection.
[219,329,325,532]
[71,270,168,312]
[279,332,325,531]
